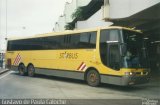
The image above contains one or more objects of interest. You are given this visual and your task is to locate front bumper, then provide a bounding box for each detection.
[122,75,150,86]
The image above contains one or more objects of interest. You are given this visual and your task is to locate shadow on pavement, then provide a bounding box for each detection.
[12,72,150,92]
[37,74,150,92]
[13,72,86,85]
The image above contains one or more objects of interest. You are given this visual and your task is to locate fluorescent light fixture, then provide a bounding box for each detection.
[151,41,160,44]
[129,35,136,37]
[143,37,149,40]
[106,41,119,43]
[155,41,160,43]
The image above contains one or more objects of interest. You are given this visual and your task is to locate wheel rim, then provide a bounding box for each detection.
[89,73,97,83]
[19,66,24,75]
[28,66,34,76]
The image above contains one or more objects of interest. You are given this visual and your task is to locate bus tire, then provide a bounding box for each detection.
[86,69,100,87]
[27,64,35,77]
[18,64,26,76]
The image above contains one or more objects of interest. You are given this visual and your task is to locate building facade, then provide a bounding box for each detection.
[76,7,112,29]
[54,15,66,32]
[54,0,91,32]
[103,0,160,19]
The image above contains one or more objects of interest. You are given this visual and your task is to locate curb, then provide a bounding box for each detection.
[0,69,10,75]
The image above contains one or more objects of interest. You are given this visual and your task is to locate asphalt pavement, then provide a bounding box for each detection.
[0,68,9,75]
[0,70,159,105]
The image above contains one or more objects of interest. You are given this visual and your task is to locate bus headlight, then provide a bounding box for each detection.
[125,72,133,76]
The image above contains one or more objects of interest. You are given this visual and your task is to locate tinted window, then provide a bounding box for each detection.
[69,32,96,49]
[8,38,44,50]
[122,30,148,68]
[7,31,97,51]
[7,36,65,51]
[100,29,120,69]
[109,44,120,70]
[100,29,120,43]
[43,35,65,49]
[69,33,80,49]
[79,32,96,48]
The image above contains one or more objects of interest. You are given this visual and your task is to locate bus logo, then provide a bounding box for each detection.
[13,54,21,66]
[77,62,87,71]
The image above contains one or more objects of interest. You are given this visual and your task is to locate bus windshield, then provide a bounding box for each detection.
[122,30,148,68]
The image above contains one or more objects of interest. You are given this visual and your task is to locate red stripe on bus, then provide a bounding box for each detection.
[15,54,20,65]
[17,54,21,64]
[77,62,84,70]
[80,64,86,71]
[13,55,17,65]
[13,59,16,65]
[13,54,19,65]
[16,54,21,65]
[14,54,21,65]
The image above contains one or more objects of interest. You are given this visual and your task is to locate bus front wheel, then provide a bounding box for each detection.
[86,70,100,87]
[27,64,35,77]
[18,64,26,76]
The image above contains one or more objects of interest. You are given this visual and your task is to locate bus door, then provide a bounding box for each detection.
[107,42,121,70]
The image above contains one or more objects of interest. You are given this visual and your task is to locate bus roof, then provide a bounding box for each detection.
[8,26,142,41]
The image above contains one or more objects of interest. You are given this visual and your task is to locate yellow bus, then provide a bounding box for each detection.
[6,26,149,86]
